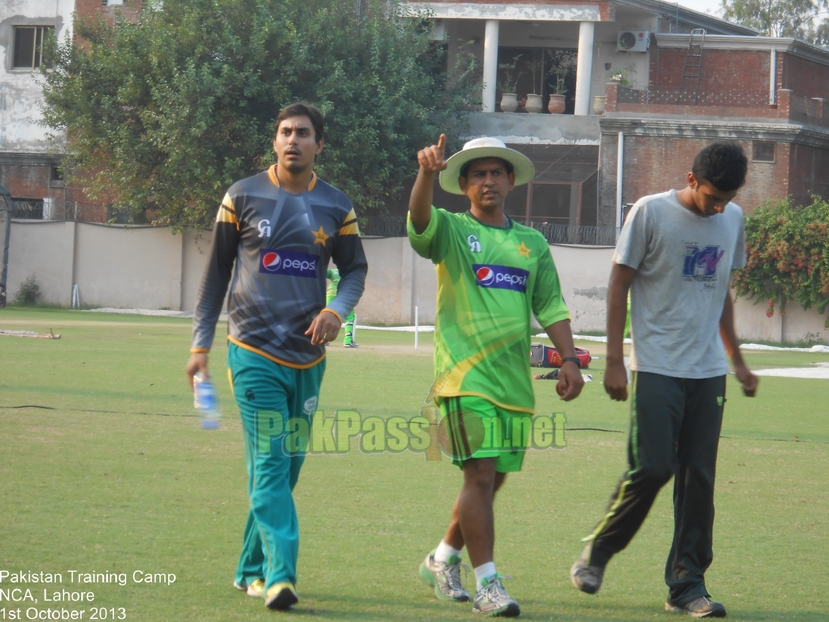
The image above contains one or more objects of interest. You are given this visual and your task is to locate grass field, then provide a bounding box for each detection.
[1,308,828,621]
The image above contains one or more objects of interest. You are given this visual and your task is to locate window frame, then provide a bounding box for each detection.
[12,25,55,70]
[752,141,776,163]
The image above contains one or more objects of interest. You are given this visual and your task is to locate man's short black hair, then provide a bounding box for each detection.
[692,141,747,192]
[274,102,324,144]
[459,157,514,179]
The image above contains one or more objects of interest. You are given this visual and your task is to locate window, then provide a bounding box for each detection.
[12,26,54,69]
[50,165,65,188]
[753,142,776,163]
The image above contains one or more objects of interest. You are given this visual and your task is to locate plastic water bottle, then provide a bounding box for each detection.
[194,373,221,430]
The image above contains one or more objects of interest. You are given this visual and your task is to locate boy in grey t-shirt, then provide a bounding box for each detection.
[570,142,758,619]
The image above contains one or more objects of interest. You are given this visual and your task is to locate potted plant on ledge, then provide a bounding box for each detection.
[498,54,523,113]
[547,75,568,114]
[525,51,544,113]
[546,49,576,114]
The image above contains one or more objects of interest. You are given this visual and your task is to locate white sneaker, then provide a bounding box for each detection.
[473,576,519,617]
[419,550,470,602]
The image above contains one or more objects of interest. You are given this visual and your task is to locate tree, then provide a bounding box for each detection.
[721,0,829,45]
[41,0,479,229]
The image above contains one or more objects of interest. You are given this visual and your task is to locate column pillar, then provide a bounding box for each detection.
[482,20,500,113]
[574,21,595,116]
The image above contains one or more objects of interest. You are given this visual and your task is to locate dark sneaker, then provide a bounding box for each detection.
[665,596,727,618]
[419,550,470,602]
[570,544,604,595]
[265,582,298,610]
[472,575,519,617]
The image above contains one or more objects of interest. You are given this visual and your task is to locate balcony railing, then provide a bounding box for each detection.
[606,83,829,129]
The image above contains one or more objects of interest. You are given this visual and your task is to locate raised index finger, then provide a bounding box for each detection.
[436,134,446,158]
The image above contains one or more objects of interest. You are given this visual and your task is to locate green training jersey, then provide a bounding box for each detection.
[326,269,340,300]
[408,207,570,414]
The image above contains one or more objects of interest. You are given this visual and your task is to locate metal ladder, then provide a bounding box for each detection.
[678,28,706,104]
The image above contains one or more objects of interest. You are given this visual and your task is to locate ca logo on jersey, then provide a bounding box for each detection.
[258,219,272,238]
[467,234,482,253]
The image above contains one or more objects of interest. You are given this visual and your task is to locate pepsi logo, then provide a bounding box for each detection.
[262,252,281,271]
[476,266,495,286]
[472,263,529,293]
[259,248,319,278]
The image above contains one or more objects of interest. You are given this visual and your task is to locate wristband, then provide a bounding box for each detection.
[561,356,581,368]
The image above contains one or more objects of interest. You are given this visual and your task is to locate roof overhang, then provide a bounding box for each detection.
[406,2,608,21]
[600,116,829,147]
[655,33,829,67]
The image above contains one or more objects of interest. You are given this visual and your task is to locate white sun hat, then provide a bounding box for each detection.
[439,137,535,195]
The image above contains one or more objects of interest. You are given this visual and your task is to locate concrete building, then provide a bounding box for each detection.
[0,0,140,221]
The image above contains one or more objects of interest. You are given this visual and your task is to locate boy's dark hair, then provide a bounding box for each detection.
[692,141,747,192]
[459,157,514,179]
[274,102,325,144]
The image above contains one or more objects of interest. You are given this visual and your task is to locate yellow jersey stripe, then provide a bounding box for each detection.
[339,208,360,235]
[216,194,239,230]
[228,336,326,369]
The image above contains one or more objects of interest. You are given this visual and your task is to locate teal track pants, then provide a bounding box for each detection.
[228,343,325,590]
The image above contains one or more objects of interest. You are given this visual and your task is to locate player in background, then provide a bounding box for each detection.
[326,269,358,347]
[409,134,584,617]
[185,102,367,611]
[570,142,758,618]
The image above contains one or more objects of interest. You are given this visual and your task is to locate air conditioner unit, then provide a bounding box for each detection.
[617,31,650,52]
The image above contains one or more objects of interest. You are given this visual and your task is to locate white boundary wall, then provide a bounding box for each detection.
[5,220,827,343]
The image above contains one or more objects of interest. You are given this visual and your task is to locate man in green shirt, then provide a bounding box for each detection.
[326,269,358,347]
[409,135,584,617]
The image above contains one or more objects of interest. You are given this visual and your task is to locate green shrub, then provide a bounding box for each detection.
[13,275,41,306]
[733,197,829,326]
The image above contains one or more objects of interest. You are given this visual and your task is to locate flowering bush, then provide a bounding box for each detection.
[732,197,829,327]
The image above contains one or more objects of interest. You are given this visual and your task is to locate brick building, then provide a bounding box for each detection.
[0,0,140,222]
[599,33,829,229]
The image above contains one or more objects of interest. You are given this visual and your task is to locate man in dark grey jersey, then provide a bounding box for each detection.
[185,102,367,611]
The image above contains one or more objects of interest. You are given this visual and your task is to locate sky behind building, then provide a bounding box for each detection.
[673,0,724,18]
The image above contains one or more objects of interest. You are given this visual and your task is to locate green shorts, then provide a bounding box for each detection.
[436,395,532,473]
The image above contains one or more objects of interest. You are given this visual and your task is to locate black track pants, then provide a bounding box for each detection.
[585,371,726,605]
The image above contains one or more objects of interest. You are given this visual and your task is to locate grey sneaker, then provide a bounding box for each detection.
[419,550,470,601]
[665,596,727,618]
[570,544,605,595]
[344,342,359,348]
[473,576,519,617]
